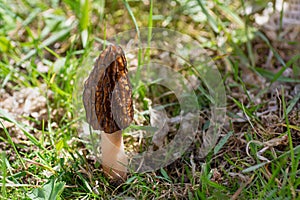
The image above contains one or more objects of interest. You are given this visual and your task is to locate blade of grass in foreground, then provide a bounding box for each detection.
[196,0,219,33]
[254,67,300,83]
[1,152,7,198]
[123,0,142,86]
[145,0,153,63]
[79,0,90,48]
[271,54,300,83]
[0,120,25,168]
[0,109,45,151]
[286,90,300,115]
[20,27,72,64]
[242,143,300,173]
[282,87,296,186]
[214,131,233,155]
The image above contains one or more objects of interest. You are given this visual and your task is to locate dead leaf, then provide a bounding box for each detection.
[150,105,169,148]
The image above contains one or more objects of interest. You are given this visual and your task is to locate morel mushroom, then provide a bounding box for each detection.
[83,45,133,181]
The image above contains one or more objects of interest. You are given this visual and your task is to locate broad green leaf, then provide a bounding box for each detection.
[27,177,65,200]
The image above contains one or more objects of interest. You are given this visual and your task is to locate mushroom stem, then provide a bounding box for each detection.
[101,130,128,180]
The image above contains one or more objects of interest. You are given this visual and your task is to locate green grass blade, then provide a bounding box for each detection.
[281,87,295,185]
[1,152,7,197]
[242,162,269,173]
[0,109,46,151]
[214,131,233,154]
[122,0,142,85]
[256,31,286,68]
[286,90,300,115]
[123,0,140,39]
[196,0,219,33]
[80,0,90,48]
[20,27,72,63]
[271,54,300,83]
[145,0,153,63]
[0,120,25,169]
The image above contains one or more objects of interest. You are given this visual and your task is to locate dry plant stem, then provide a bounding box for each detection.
[101,130,128,180]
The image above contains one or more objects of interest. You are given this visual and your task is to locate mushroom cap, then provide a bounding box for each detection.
[83,45,134,133]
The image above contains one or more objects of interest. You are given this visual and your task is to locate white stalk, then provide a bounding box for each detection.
[101,130,128,180]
